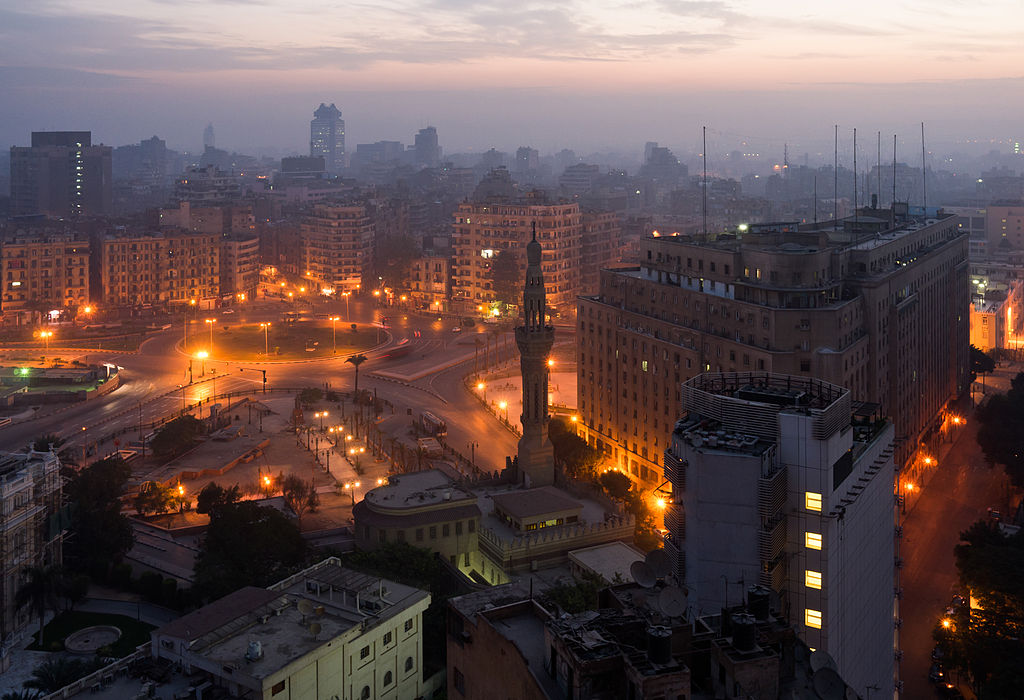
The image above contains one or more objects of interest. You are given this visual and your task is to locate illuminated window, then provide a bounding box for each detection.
[805,492,822,512]
[805,609,823,629]
[805,532,822,550]
[805,570,822,589]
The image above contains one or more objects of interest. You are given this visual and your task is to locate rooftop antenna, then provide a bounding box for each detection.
[833,125,838,226]
[892,134,897,225]
[853,127,858,229]
[702,126,708,238]
[876,131,881,208]
[813,175,818,224]
[921,121,928,210]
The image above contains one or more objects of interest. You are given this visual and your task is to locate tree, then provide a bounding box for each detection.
[196,482,241,515]
[281,474,319,524]
[194,501,308,601]
[550,418,601,481]
[599,470,632,500]
[134,481,174,516]
[488,250,520,309]
[975,372,1024,487]
[150,415,204,459]
[298,387,322,407]
[3,690,42,700]
[31,434,65,452]
[540,572,604,614]
[16,566,63,648]
[64,457,133,576]
[943,519,1024,697]
[346,354,368,397]
[971,344,996,378]
[60,573,90,612]
[24,658,103,694]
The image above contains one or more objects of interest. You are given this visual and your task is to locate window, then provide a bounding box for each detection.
[416,528,424,542]
[454,667,465,694]
[272,681,286,695]
[429,526,437,539]
[805,532,823,550]
[361,686,371,700]
[443,524,450,537]
[405,618,414,632]
[805,570,822,589]
[805,492,822,512]
[455,521,463,535]
[468,519,475,533]
[360,645,370,659]
[383,631,392,645]
[805,609,823,629]
[405,656,414,672]
[384,671,393,686]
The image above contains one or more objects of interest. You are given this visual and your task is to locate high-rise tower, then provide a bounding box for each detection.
[514,225,555,486]
[310,103,345,173]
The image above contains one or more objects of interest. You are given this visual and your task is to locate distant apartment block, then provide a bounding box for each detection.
[558,163,600,196]
[408,256,451,311]
[0,231,89,322]
[0,449,64,670]
[101,231,219,307]
[452,198,582,316]
[158,201,254,236]
[220,235,260,301]
[10,131,112,217]
[301,205,374,294]
[577,211,969,487]
[580,211,623,296]
[173,165,241,204]
[310,103,346,173]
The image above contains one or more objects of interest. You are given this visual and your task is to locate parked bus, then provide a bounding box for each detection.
[419,411,448,436]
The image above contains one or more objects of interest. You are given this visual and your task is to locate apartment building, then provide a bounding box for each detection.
[408,256,451,311]
[301,205,374,294]
[0,449,65,671]
[220,235,260,301]
[577,210,969,487]
[580,210,623,296]
[662,372,896,697]
[452,198,582,316]
[101,231,219,307]
[0,231,89,322]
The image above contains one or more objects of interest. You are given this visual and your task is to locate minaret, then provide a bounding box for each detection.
[514,223,555,486]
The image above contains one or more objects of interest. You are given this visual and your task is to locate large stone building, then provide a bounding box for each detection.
[663,372,896,696]
[101,231,220,307]
[577,209,969,487]
[150,557,433,699]
[452,197,582,317]
[10,131,112,218]
[1,231,89,323]
[0,449,65,671]
[301,205,374,294]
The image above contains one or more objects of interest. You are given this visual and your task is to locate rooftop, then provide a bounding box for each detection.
[568,542,644,584]
[363,469,476,511]
[490,486,583,519]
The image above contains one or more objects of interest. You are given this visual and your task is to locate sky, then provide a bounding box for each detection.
[2,0,1023,158]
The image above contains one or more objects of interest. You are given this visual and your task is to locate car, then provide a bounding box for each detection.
[931,645,945,662]
[988,508,1002,522]
[462,318,477,327]
[940,683,964,699]
[929,663,945,684]
[221,309,235,314]
[451,327,461,333]
[950,594,966,609]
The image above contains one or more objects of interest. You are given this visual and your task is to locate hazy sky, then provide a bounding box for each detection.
[2,0,1023,157]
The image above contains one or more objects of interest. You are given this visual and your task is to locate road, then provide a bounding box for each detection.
[0,297,534,475]
[900,406,1018,698]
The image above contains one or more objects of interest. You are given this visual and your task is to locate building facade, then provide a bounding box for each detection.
[220,235,260,302]
[577,211,969,487]
[662,372,896,696]
[310,103,345,173]
[579,211,623,296]
[452,198,582,317]
[302,205,374,294]
[1,232,89,322]
[101,231,220,307]
[408,256,451,312]
[10,131,112,218]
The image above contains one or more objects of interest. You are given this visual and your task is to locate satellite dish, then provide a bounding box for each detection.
[646,549,671,579]
[630,561,656,588]
[297,600,314,615]
[658,586,687,618]
[309,622,322,639]
[812,668,845,700]
[809,649,838,674]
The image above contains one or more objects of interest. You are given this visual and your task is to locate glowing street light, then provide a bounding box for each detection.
[547,358,555,367]
[204,318,217,351]
[499,400,508,421]
[330,316,340,353]
[343,481,362,506]
[315,410,328,430]
[655,498,666,509]
[38,330,53,350]
[476,381,486,401]
[260,322,271,355]
[341,291,351,321]
[195,350,209,377]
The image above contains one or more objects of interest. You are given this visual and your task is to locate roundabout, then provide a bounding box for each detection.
[181,320,382,362]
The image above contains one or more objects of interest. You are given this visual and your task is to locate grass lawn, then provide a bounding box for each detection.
[184,321,380,361]
[27,610,155,656]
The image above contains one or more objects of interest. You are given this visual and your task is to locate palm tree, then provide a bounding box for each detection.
[3,689,42,700]
[24,658,101,693]
[346,354,368,399]
[16,566,63,648]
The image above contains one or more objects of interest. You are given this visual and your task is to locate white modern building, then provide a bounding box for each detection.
[151,558,432,699]
[663,372,895,698]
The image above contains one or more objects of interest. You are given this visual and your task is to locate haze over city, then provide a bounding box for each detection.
[3,0,1024,154]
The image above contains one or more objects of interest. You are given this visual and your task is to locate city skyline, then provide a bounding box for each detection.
[2,1,1024,153]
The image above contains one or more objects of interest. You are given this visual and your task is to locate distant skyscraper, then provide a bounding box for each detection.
[514,227,555,486]
[414,126,441,168]
[310,103,345,173]
[203,123,215,150]
[514,146,539,174]
[10,131,112,217]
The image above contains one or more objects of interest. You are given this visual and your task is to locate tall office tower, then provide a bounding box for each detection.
[513,146,540,174]
[452,195,582,316]
[301,204,374,294]
[310,103,345,173]
[203,123,216,150]
[576,212,969,488]
[10,132,112,217]
[414,126,441,168]
[514,229,556,486]
[663,372,896,696]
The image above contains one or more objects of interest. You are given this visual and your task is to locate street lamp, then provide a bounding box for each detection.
[341,291,351,321]
[38,330,53,350]
[499,400,508,422]
[205,318,217,352]
[330,316,340,353]
[260,322,271,355]
[467,440,479,471]
[476,381,486,401]
[315,410,328,430]
[196,350,208,377]
[344,481,361,506]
